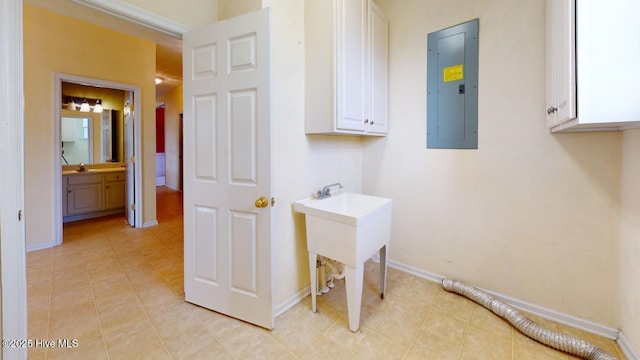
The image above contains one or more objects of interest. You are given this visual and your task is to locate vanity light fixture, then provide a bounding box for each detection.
[93,99,103,113]
[79,99,91,112]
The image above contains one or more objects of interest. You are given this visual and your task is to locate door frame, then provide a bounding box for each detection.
[1,0,27,358]
[4,2,180,358]
[53,73,143,245]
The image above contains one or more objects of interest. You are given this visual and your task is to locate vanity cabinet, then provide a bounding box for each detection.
[305,0,389,136]
[104,172,126,210]
[66,174,103,216]
[63,170,125,222]
[546,0,640,132]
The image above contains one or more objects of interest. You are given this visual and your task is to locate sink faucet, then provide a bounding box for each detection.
[317,183,343,199]
[78,163,86,172]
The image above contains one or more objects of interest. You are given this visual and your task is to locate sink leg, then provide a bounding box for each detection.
[309,252,317,313]
[380,245,387,299]
[345,264,364,332]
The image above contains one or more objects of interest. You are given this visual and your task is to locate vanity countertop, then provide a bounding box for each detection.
[62,167,125,176]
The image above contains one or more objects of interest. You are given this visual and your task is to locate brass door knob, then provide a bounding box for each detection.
[255,196,268,208]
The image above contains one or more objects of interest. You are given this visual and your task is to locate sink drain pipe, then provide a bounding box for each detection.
[442,279,618,360]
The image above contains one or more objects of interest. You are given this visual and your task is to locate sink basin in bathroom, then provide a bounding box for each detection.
[294,191,392,332]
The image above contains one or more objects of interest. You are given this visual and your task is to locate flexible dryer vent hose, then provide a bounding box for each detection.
[442,279,618,360]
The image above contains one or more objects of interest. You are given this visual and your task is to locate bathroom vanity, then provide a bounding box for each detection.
[62,167,126,222]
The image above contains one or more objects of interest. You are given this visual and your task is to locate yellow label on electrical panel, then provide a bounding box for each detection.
[443,64,464,82]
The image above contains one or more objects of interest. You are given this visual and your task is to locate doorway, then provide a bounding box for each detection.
[53,73,143,246]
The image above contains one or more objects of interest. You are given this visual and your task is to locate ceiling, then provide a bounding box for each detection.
[24,0,184,97]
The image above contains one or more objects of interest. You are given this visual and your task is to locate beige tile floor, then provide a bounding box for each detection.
[27,187,626,359]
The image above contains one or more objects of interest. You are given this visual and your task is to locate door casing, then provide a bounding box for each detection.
[53,73,143,246]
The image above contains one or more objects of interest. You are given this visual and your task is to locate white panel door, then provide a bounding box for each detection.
[183,8,273,329]
[124,92,135,226]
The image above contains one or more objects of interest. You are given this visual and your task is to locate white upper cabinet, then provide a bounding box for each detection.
[305,0,389,136]
[546,0,640,132]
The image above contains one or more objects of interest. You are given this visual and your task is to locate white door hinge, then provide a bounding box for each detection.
[131,204,136,211]
[130,155,135,164]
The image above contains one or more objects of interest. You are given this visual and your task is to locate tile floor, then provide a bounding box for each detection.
[27,187,626,359]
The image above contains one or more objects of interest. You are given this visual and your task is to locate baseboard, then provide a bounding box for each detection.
[618,332,640,360]
[26,241,56,252]
[384,257,620,340]
[274,285,310,318]
[143,220,159,228]
[277,256,639,358]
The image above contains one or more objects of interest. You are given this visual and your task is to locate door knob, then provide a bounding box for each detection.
[255,196,269,208]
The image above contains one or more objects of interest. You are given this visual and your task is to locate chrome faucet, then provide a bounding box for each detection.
[317,183,343,199]
[78,163,86,172]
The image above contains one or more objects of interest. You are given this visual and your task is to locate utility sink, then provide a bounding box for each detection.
[294,191,392,332]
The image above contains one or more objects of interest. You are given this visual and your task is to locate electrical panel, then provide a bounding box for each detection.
[427,19,479,149]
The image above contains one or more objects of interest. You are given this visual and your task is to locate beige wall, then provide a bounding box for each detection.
[366,0,622,327]
[620,128,640,351]
[157,85,183,190]
[219,0,261,20]
[24,4,157,247]
[260,0,365,305]
[121,0,218,27]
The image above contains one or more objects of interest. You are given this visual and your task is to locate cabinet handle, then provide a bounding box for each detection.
[371,121,374,125]
[364,119,369,124]
[547,106,558,115]
[67,190,71,194]
[106,186,110,189]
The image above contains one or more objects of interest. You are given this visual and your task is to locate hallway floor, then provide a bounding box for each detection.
[27,187,626,359]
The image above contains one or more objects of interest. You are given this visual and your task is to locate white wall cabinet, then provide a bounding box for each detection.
[63,170,125,222]
[305,0,388,136]
[546,0,640,132]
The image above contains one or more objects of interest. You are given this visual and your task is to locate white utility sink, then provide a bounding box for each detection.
[294,191,392,332]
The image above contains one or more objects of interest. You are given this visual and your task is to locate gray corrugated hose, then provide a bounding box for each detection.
[442,279,618,360]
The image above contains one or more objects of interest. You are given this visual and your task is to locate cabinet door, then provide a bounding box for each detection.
[67,184,103,215]
[546,0,576,127]
[367,0,388,134]
[336,0,368,131]
[104,181,126,210]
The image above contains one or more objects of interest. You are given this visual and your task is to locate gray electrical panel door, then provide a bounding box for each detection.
[427,19,479,149]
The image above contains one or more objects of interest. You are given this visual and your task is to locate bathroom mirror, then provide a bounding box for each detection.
[61,114,92,165]
[61,82,125,165]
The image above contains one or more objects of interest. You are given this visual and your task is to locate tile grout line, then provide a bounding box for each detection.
[106,233,176,360]
[44,248,54,360]
[455,304,476,360]
[82,243,112,360]
[402,289,440,359]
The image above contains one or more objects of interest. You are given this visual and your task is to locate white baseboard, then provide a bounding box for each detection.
[26,241,56,252]
[384,257,620,339]
[142,220,159,228]
[274,285,310,318]
[371,255,639,358]
[618,332,640,360]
